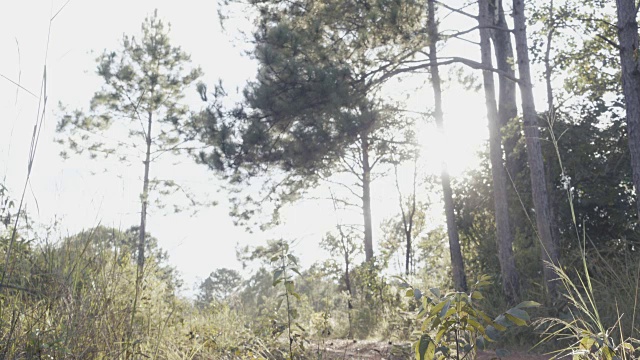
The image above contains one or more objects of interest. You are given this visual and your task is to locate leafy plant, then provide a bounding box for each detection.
[399,275,539,360]
[271,240,307,359]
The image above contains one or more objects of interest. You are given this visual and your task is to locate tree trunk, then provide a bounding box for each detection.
[394,162,417,276]
[542,0,564,260]
[615,0,640,220]
[127,110,152,358]
[544,0,556,117]
[138,112,152,290]
[427,0,467,292]
[478,0,520,305]
[512,0,560,301]
[361,132,374,262]
[343,235,354,339]
[405,230,411,276]
[489,0,520,180]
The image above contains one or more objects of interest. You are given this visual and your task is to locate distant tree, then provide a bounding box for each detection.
[319,225,361,337]
[55,10,202,356]
[0,183,12,230]
[382,161,430,276]
[197,268,242,306]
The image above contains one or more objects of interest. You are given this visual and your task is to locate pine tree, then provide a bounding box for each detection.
[197,0,423,262]
[55,10,202,354]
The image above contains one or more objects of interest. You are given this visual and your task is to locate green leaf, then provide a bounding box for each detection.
[273,269,284,284]
[414,288,423,301]
[471,291,484,300]
[406,289,415,298]
[433,300,451,319]
[435,327,447,343]
[467,318,483,332]
[285,280,295,294]
[492,321,507,332]
[602,346,614,360]
[430,288,441,298]
[580,336,595,351]
[505,313,527,326]
[478,310,493,324]
[515,301,541,309]
[494,314,510,328]
[506,308,530,324]
[442,307,456,320]
[430,299,446,316]
[417,307,428,319]
[415,334,435,360]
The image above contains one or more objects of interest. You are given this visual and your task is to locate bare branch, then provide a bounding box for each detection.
[436,0,478,19]
[376,55,520,86]
[597,34,620,49]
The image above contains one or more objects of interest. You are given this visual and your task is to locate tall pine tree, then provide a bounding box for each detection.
[56,10,202,354]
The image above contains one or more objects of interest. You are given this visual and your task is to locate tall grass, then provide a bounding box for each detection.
[532,113,640,359]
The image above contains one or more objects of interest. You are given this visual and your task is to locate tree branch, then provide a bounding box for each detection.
[436,0,478,19]
[375,56,520,86]
[597,34,620,49]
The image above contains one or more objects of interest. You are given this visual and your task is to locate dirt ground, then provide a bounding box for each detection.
[310,340,553,360]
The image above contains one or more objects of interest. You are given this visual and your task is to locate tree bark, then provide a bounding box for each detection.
[361,132,374,262]
[615,0,640,221]
[341,229,354,339]
[544,0,556,116]
[478,0,520,305]
[428,0,467,292]
[127,110,152,359]
[138,112,152,289]
[489,0,521,180]
[512,0,560,301]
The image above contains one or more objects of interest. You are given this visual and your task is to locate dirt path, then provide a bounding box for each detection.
[309,340,552,360]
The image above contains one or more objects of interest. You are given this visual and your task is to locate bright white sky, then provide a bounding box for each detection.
[0,0,511,296]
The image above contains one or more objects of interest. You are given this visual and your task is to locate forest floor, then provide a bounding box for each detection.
[310,340,553,360]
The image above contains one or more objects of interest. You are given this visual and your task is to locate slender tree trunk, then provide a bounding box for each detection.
[478,0,520,305]
[343,239,353,339]
[361,132,374,262]
[128,110,152,358]
[394,163,417,276]
[489,0,520,180]
[615,0,640,220]
[138,112,152,290]
[544,0,556,117]
[512,0,560,301]
[405,230,411,276]
[427,0,467,292]
[542,0,564,256]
